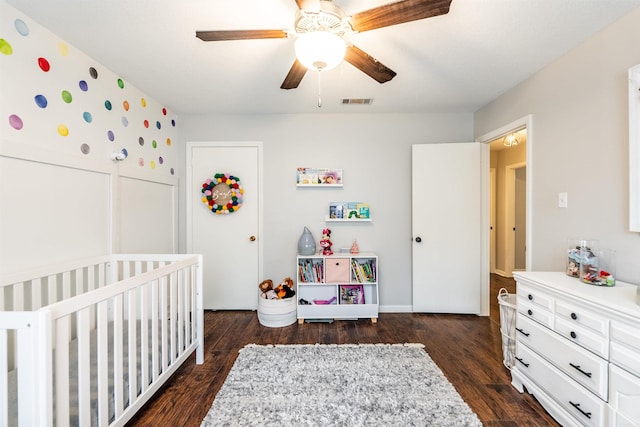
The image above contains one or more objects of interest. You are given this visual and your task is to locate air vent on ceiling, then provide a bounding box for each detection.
[341,98,374,105]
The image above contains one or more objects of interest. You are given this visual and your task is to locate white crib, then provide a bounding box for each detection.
[0,254,204,427]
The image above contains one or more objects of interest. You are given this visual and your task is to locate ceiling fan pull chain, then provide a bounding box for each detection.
[317,71,322,108]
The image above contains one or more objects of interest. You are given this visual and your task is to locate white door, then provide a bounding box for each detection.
[187,142,262,310]
[412,143,481,313]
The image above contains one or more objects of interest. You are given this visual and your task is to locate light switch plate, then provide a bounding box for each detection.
[558,192,568,208]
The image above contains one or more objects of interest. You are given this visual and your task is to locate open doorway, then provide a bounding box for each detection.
[478,115,532,317]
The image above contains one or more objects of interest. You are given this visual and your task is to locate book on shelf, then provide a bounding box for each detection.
[351,259,376,283]
[329,202,344,219]
[340,285,365,304]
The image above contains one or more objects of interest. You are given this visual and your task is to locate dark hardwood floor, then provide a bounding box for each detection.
[127,275,557,426]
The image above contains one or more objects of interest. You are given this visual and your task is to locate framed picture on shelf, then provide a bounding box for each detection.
[340,285,365,304]
[296,168,343,185]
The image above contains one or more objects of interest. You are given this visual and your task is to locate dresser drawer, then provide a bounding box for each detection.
[555,298,609,337]
[517,297,553,329]
[555,316,609,359]
[518,283,554,311]
[609,364,640,426]
[611,320,640,378]
[516,314,608,400]
[324,258,350,283]
[515,343,606,427]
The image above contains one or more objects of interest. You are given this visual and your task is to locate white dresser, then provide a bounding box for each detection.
[511,272,640,426]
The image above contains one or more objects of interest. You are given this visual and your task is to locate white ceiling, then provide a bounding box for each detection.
[7,0,640,116]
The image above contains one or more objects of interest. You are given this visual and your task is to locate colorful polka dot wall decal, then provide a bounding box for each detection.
[38,57,50,72]
[78,80,88,91]
[117,78,124,89]
[143,119,149,128]
[123,100,129,111]
[152,140,157,148]
[138,158,144,167]
[150,161,156,170]
[162,108,167,116]
[141,98,147,107]
[14,19,29,36]
[57,124,69,136]
[107,130,114,141]
[8,114,23,130]
[83,112,92,123]
[138,137,144,146]
[104,100,112,110]
[171,119,176,127]
[80,143,90,154]
[57,42,68,56]
[89,67,98,79]
[158,156,164,164]
[34,94,48,108]
[166,138,171,146]
[121,116,128,127]
[61,90,72,103]
[156,121,161,130]
[170,168,175,175]
[0,39,13,55]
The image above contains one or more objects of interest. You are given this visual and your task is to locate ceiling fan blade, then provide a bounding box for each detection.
[344,45,396,84]
[281,59,308,90]
[295,0,321,11]
[350,0,452,33]
[196,30,288,42]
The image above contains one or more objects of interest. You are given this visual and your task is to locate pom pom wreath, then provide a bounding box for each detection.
[201,173,244,215]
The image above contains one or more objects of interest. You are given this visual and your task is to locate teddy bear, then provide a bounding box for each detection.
[274,277,296,299]
[258,279,278,300]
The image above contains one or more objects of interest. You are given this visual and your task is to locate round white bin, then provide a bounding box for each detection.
[257,297,297,327]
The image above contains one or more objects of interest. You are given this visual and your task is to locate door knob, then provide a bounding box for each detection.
[415,237,422,243]
[249,235,256,242]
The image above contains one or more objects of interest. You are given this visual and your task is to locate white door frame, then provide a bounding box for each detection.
[477,114,532,316]
[185,141,264,302]
[490,168,496,274]
[505,161,526,276]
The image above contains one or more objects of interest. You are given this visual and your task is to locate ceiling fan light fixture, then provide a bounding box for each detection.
[294,31,346,71]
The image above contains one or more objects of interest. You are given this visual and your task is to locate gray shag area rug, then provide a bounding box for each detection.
[201,343,483,427]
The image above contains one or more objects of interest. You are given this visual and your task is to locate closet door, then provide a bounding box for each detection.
[187,142,262,310]
[411,143,481,313]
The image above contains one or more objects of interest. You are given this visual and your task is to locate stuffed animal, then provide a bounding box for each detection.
[258,279,278,300]
[274,277,296,299]
[319,228,333,256]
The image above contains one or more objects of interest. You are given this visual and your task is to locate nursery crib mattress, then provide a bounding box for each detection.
[8,320,169,426]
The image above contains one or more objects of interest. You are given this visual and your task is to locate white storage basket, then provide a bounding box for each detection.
[257,296,297,327]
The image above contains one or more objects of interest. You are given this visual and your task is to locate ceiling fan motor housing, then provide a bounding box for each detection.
[294,2,350,36]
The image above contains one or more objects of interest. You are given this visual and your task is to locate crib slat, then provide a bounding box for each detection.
[113,294,124,418]
[12,282,25,311]
[160,276,168,370]
[151,280,159,380]
[169,272,177,364]
[75,267,84,297]
[47,274,57,306]
[77,308,91,426]
[140,283,149,393]
[55,316,70,427]
[0,329,7,427]
[96,301,108,427]
[177,271,184,355]
[61,271,71,302]
[127,288,138,405]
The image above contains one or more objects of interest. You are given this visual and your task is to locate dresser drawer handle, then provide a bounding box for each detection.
[570,331,577,339]
[571,312,578,320]
[569,401,592,419]
[515,327,530,337]
[527,309,533,316]
[515,357,530,367]
[569,363,592,378]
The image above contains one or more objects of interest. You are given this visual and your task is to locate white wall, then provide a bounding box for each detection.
[475,7,640,285]
[0,3,180,275]
[179,113,473,310]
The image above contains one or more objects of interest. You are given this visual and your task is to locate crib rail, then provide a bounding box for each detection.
[0,254,203,427]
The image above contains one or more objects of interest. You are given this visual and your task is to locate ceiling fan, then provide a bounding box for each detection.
[196,0,452,90]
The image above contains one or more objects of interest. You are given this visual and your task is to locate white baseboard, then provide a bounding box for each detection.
[495,269,512,278]
[379,305,413,313]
